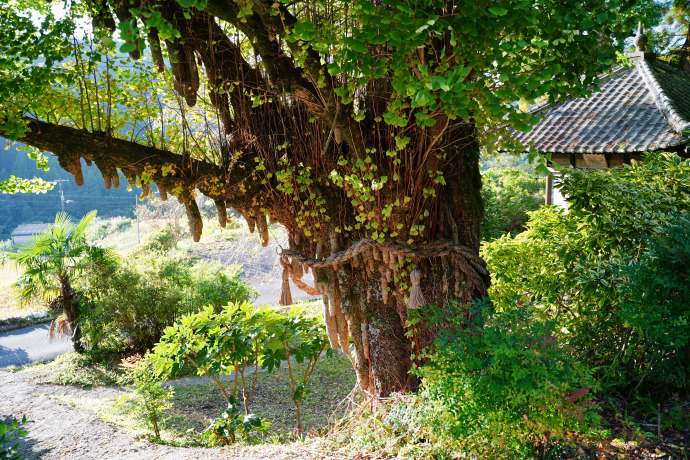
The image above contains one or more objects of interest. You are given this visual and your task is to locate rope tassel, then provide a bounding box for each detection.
[279,267,292,306]
[407,269,426,310]
[321,285,339,349]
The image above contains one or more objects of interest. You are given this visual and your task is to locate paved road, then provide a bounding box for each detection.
[0,323,73,368]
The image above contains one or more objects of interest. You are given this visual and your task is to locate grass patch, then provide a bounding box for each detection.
[250,354,355,436]
[20,351,132,387]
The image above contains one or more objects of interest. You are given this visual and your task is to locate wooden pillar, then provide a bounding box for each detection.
[545,173,553,206]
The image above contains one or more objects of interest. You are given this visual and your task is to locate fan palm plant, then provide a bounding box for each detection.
[6,211,116,352]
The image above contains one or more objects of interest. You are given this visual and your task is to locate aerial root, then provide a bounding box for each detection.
[148,29,165,73]
[158,184,168,201]
[214,199,227,228]
[58,154,84,186]
[256,213,269,247]
[181,192,203,242]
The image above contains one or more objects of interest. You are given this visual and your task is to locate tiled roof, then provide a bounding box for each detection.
[512,56,690,154]
[11,223,53,236]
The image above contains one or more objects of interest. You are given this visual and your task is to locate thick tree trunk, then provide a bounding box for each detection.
[296,125,489,397]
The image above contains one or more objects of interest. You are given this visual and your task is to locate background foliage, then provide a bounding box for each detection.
[0,147,140,241]
[78,241,256,352]
[483,152,690,394]
[481,169,544,241]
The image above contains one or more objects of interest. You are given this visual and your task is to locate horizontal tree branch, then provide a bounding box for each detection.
[2,117,265,210]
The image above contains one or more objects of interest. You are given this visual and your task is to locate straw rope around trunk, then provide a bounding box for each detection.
[278,237,489,301]
[276,237,491,371]
[279,255,322,296]
[282,238,488,275]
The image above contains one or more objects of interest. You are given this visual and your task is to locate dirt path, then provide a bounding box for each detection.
[187,226,319,306]
[0,371,308,460]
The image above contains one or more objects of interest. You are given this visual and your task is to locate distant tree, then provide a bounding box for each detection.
[668,0,690,71]
[5,211,116,352]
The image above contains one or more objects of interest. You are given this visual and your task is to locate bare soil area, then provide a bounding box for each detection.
[0,370,323,460]
[180,224,319,306]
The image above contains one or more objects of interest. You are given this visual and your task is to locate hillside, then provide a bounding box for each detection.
[0,142,141,240]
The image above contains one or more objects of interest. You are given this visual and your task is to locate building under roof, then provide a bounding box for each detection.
[512,26,690,205]
[11,223,53,246]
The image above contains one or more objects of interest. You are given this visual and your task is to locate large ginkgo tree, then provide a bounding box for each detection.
[0,0,655,396]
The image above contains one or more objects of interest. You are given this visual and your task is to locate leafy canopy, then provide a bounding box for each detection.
[1,0,659,138]
[0,0,660,251]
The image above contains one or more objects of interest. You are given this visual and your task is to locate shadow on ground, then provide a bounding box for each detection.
[0,345,28,367]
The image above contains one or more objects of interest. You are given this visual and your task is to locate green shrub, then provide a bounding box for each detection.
[79,253,256,352]
[202,395,270,445]
[338,299,601,459]
[664,404,690,430]
[150,302,333,438]
[481,169,544,241]
[616,213,690,391]
[130,222,184,255]
[92,218,133,241]
[0,416,28,460]
[114,219,133,233]
[483,152,690,394]
[418,299,601,458]
[117,357,174,439]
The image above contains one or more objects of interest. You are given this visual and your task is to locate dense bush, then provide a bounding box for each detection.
[79,253,256,352]
[481,169,544,241]
[483,152,690,394]
[341,299,601,459]
[421,300,599,457]
[616,213,690,391]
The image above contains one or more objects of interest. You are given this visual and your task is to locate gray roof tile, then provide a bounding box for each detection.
[11,223,53,236]
[512,57,690,154]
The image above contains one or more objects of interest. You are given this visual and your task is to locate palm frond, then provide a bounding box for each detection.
[7,211,101,310]
[48,314,71,342]
[74,210,97,240]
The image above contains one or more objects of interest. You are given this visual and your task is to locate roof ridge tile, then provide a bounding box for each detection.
[638,61,690,134]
